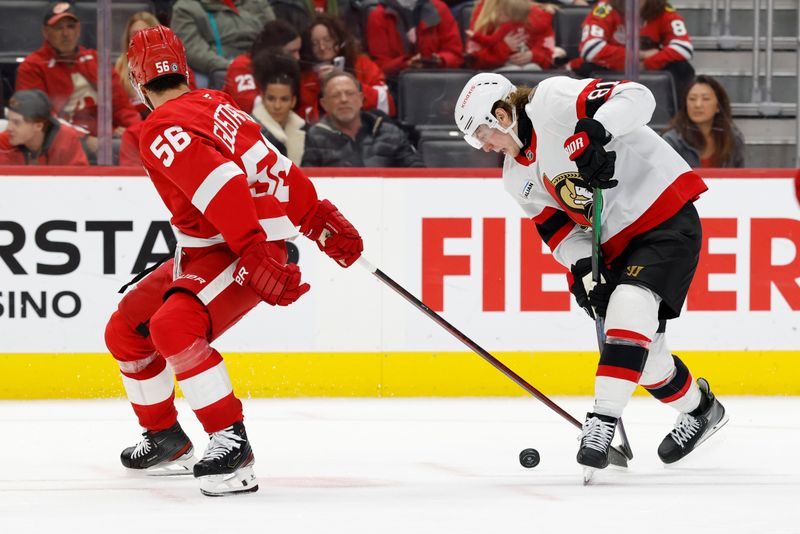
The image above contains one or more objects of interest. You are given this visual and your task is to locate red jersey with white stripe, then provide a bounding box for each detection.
[139,89,318,256]
[576,1,693,71]
[502,76,706,267]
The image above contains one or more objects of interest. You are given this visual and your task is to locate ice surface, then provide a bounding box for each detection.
[1,397,797,534]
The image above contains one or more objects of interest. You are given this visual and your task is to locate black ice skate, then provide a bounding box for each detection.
[193,421,258,496]
[120,422,196,476]
[658,377,729,464]
[577,412,618,484]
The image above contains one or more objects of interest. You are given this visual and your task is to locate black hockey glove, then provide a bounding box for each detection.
[564,118,618,190]
[568,257,616,319]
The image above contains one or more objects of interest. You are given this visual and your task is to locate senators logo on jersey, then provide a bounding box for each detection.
[549,171,593,225]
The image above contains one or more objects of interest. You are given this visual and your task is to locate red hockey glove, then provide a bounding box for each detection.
[564,118,618,190]
[567,257,616,319]
[301,199,363,267]
[234,241,310,306]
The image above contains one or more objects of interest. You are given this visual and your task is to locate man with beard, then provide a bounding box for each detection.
[301,71,423,167]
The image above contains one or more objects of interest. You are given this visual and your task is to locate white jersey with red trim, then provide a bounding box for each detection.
[139,89,319,257]
[502,76,707,268]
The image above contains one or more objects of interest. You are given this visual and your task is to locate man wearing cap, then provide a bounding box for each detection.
[15,2,141,152]
[0,89,89,165]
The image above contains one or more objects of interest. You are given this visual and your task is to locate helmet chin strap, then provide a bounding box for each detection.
[132,76,155,112]
[143,93,156,112]
[497,107,523,148]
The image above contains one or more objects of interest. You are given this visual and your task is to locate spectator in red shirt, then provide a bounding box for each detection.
[299,14,395,124]
[570,0,695,99]
[365,0,464,79]
[466,0,563,70]
[119,121,145,167]
[223,20,303,112]
[0,89,89,166]
[15,2,141,155]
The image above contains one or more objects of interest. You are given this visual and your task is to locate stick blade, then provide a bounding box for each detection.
[608,445,628,468]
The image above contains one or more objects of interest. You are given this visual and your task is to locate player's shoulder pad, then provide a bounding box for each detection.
[205,88,239,107]
[592,3,613,18]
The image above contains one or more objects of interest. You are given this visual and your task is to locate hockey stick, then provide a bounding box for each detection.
[591,189,634,460]
[356,255,629,468]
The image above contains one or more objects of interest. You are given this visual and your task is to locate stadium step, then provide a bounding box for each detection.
[674,0,797,38]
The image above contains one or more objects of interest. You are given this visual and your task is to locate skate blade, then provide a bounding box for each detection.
[198,464,259,497]
[125,453,197,477]
[607,446,628,468]
[145,455,197,476]
[583,467,596,485]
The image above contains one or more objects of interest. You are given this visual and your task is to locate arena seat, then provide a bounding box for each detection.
[418,137,502,168]
[589,71,678,132]
[355,0,380,41]
[554,6,590,61]
[398,69,477,130]
[0,1,51,65]
[493,69,574,89]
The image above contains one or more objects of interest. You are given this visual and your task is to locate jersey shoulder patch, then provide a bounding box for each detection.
[592,3,612,18]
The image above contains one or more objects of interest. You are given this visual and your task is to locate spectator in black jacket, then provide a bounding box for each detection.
[301,71,423,167]
[662,75,745,168]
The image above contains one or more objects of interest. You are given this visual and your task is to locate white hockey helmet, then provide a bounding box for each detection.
[454,72,517,149]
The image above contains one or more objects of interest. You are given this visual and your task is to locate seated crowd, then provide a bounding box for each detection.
[0,0,745,168]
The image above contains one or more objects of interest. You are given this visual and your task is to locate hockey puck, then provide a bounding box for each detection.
[519,448,540,468]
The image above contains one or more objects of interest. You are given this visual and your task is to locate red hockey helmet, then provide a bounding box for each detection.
[128,26,189,108]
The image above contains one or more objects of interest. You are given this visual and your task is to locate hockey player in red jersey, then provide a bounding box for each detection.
[454,73,728,480]
[104,26,363,496]
[570,0,695,99]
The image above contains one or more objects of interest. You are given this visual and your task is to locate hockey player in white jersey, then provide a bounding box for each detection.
[454,73,728,475]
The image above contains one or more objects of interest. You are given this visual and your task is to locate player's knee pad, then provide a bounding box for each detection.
[149,291,213,373]
[605,283,660,347]
[105,310,151,362]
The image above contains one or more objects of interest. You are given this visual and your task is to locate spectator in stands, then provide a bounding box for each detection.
[115,11,161,113]
[251,53,306,164]
[152,0,178,25]
[466,0,564,70]
[119,122,145,167]
[365,0,464,79]
[223,20,302,112]
[302,71,423,167]
[16,2,141,154]
[662,75,745,168]
[170,0,275,88]
[570,0,695,100]
[300,14,395,123]
[268,0,360,36]
[0,89,88,166]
